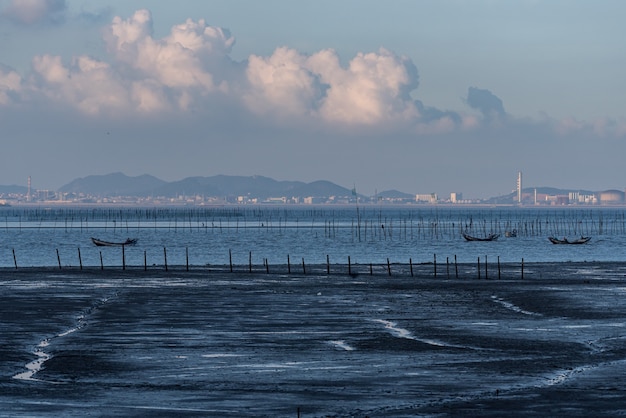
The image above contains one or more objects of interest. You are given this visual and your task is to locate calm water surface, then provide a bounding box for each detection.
[1,206,625,268]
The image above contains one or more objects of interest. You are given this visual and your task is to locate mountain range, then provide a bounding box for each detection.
[0,172,602,201]
[57,173,370,199]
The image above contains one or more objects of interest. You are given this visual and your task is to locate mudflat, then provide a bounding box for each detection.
[2,262,626,417]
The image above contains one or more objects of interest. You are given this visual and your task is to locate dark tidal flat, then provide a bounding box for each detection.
[2,263,626,417]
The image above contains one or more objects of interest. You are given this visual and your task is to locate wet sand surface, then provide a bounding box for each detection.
[2,262,626,417]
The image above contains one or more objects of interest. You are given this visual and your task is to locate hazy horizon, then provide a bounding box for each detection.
[1,1,625,199]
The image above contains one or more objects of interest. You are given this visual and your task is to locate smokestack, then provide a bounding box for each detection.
[517,171,522,204]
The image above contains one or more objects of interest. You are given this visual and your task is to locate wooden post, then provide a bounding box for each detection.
[302,257,306,275]
[521,258,524,279]
[186,247,189,271]
[370,263,373,275]
[326,254,330,275]
[455,255,458,279]
[100,251,103,270]
[56,249,61,270]
[144,251,147,271]
[229,249,233,272]
[78,248,83,270]
[265,258,269,274]
[434,254,437,278]
[122,245,126,270]
[348,256,352,276]
[485,255,488,279]
[477,257,481,279]
[164,247,168,271]
[446,257,449,279]
[409,258,413,277]
[12,248,17,269]
[249,251,252,273]
[288,254,291,274]
[387,258,391,276]
[498,256,501,279]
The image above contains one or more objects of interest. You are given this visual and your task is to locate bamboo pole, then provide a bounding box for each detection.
[326,254,330,275]
[498,256,501,279]
[348,256,352,276]
[485,255,488,279]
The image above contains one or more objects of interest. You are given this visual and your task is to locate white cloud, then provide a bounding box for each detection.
[104,9,234,92]
[310,48,420,125]
[245,47,421,126]
[245,47,322,119]
[1,7,623,141]
[0,65,21,104]
[1,0,66,24]
[31,54,129,114]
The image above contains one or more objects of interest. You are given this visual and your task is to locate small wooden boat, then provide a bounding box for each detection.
[462,233,499,242]
[548,236,591,245]
[505,229,517,237]
[91,237,138,247]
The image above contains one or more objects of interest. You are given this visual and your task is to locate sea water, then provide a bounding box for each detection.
[0,205,624,268]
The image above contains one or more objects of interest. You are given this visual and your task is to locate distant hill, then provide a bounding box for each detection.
[59,173,167,196]
[58,173,355,199]
[0,185,28,195]
[150,175,309,199]
[376,189,414,199]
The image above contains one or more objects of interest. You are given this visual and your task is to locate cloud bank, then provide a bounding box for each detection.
[0,7,623,140]
[1,7,625,198]
[0,8,499,135]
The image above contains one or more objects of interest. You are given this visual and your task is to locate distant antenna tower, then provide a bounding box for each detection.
[27,176,31,202]
[516,171,522,204]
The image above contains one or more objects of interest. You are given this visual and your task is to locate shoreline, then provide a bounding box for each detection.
[1,259,625,280]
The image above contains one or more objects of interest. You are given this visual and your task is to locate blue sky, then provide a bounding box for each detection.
[1,0,625,198]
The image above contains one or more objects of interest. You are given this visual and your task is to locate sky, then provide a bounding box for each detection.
[1,0,625,199]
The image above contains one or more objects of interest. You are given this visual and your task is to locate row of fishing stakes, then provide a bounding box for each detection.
[6,207,626,238]
[15,248,524,280]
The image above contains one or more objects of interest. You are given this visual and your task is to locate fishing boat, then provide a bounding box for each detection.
[504,229,517,237]
[548,236,591,245]
[91,237,138,247]
[462,233,499,242]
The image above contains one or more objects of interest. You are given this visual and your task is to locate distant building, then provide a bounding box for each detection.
[415,193,438,203]
[598,190,624,204]
[569,192,596,204]
[450,192,462,203]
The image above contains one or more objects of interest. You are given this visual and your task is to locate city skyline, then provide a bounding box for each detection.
[1,1,626,198]
[2,171,625,207]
